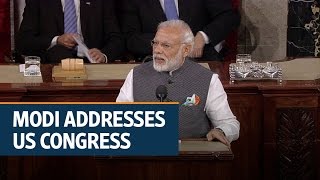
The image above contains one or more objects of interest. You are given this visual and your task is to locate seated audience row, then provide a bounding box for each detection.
[16,0,240,63]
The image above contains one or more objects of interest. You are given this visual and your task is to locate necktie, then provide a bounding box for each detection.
[64,0,77,33]
[164,0,178,20]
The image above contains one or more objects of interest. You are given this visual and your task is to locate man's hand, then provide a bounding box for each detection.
[206,128,230,147]
[57,33,77,49]
[88,48,106,63]
[189,32,205,58]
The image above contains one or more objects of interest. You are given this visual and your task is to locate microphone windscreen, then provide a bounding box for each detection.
[156,85,167,101]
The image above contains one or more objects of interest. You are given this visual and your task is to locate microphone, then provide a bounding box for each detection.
[156,85,167,102]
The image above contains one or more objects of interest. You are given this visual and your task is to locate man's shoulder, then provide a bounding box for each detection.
[185,59,214,74]
[133,61,154,72]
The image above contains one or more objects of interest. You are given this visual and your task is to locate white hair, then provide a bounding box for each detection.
[157,20,194,47]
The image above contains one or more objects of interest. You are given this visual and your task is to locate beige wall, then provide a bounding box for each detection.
[237,0,288,62]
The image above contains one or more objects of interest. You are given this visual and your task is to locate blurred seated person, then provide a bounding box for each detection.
[120,0,240,62]
[16,0,124,63]
[116,20,240,146]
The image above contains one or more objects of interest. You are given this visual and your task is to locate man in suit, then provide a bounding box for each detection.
[16,0,124,63]
[120,0,240,61]
[117,20,240,145]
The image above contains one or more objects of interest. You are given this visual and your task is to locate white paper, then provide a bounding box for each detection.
[19,64,25,72]
[73,35,94,63]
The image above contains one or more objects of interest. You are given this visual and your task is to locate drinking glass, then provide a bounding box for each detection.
[236,54,252,64]
[236,61,250,78]
[24,56,41,76]
[263,62,278,78]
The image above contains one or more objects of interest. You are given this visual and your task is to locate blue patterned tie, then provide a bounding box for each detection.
[164,0,178,20]
[64,0,77,33]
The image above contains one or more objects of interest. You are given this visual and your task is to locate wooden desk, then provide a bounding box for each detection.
[95,140,233,180]
[0,62,319,180]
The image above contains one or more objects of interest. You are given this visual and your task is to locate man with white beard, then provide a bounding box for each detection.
[116,20,239,146]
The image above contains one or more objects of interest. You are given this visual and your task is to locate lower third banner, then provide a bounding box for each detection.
[0,102,179,156]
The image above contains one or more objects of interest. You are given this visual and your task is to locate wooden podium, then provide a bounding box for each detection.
[2,140,233,180]
[95,140,233,180]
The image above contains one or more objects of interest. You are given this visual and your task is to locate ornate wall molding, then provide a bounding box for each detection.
[288,0,320,57]
[276,108,316,179]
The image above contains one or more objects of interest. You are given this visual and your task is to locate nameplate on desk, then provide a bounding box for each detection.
[52,65,87,82]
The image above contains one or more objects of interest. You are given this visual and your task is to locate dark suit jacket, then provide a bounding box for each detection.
[16,0,124,63]
[120,0,240,61]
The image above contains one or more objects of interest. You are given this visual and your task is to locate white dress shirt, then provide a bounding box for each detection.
[116,69,240,142]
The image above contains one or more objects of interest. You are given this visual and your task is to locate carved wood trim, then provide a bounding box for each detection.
[0,157,7,180]
[276,108,316,179]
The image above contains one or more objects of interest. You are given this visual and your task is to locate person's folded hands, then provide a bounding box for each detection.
[57,33,77,49]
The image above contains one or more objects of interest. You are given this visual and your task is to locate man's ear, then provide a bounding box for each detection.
[182,44,192,57]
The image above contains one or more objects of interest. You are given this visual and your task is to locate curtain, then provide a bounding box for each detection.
[0,0,10,63]
[224,0,240,64]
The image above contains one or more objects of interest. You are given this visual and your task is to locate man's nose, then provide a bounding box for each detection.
[153,45,163,54]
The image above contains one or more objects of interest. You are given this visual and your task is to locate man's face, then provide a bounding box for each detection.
[152,27,188,72]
